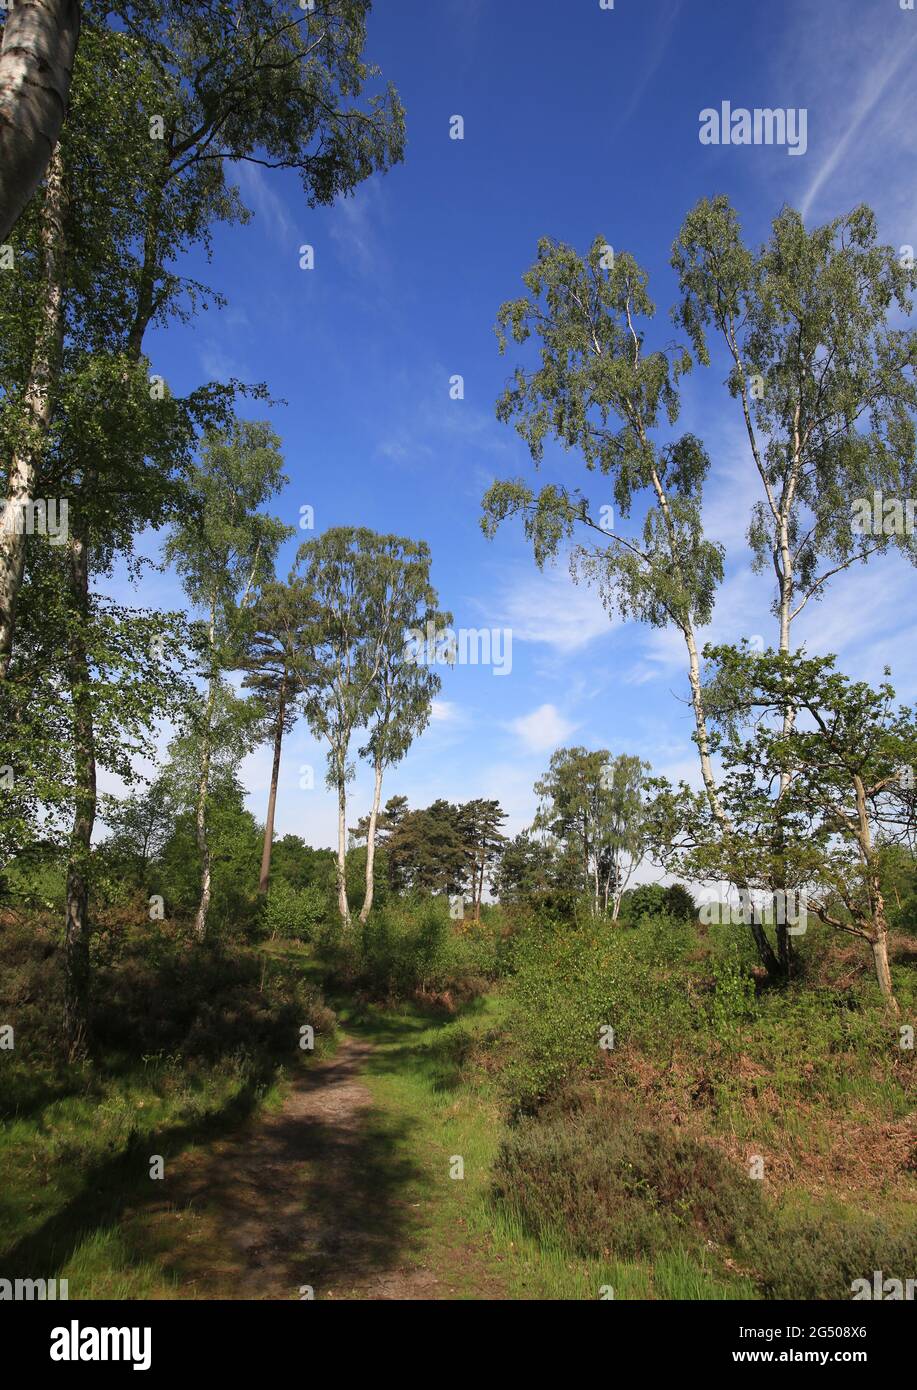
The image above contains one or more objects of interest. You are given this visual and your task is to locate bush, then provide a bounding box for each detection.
[505,916,702,1110]
[0,913,335,1081]
[328,896,503,1004]
[492,1093,766,1262]
[619,883,667,921]
[260,879,326,941]
[619,882,696,924]
[744,1206,917,1300]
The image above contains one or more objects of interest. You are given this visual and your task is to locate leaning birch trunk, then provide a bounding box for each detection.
[258,675,287,895]
[192,601,217,941]
[0,140,66,677]
[0,0,79,242]
[62,528,95,1058]
[359,759,384,924]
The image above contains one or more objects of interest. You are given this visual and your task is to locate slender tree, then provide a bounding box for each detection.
[242,577,319,895]
[602,752,648,919]
[293,527,386,927]
[165,420,290,939]
[357,537,447,922]
[479,238,755,947]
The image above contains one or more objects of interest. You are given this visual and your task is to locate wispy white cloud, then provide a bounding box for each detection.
[231,160,295,248]
[770,1,917,226]
[329,181,387,277]
[494,561,618,654]
[612,0,684,133]
[430,699,462,724]
[507,702,576,753]
[799,28,917,220]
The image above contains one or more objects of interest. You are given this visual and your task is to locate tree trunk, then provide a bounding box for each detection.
[683,595,782,979]
[870,928,899,1017]
[475,846,484,922]
[258,677,286,895]
[359,758,384,923]
[0,0,79,243]
[192,601,217,941]
[336,769,350,927]
[62,529,94,1058]
[0,139,66,677]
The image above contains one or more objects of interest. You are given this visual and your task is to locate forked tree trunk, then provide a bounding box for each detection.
[258,677,287,895]
[359,758,384,924]
[0,140,66,677]
[63,530,95,1058]
[0,0,80,243]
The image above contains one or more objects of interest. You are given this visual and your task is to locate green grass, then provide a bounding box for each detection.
[0,929,336,1299]
[3,920,912,1301]
[332,990,758,1299]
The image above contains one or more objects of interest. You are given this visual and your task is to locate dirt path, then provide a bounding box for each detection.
[160,1036,451,1300]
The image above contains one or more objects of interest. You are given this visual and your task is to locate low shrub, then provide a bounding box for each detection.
[740,1205,917,1300]
[492,1093,766,1262]
[505,916,702,1110]
[327,896,504,1005]
[260,879,327,942]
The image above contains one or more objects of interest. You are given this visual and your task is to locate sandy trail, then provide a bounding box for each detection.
[165,1036,443,1300]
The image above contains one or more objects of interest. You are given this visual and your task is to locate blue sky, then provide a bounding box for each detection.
[110,0,917,854]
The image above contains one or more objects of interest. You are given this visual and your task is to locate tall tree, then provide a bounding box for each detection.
[672,198,917,973]
[241,576,318,895]
[165,420,290,939]
[458,798,507,921]
[293,527,385,927]
[1,2,398,1054]
[357,536,447,922]
[480,238,747,944]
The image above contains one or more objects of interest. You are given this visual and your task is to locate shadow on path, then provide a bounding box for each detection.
[149,1037,434,1299]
